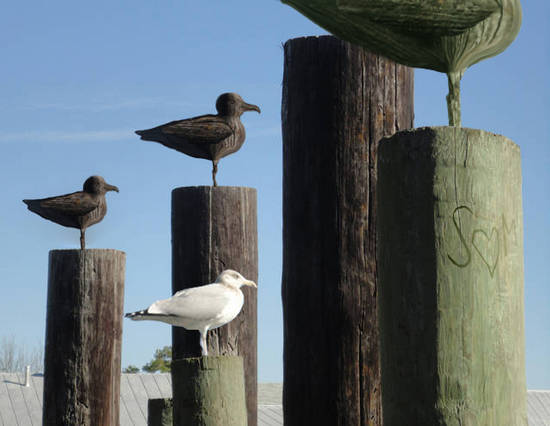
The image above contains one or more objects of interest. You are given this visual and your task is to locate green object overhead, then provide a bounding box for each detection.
[282,0,522,126]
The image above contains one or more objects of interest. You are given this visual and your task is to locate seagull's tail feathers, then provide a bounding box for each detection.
[125,309,153,321]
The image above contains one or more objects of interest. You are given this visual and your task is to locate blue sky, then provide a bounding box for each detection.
[0,1,548,387]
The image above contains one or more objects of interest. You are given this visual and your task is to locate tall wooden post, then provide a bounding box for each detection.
[43,249,125,426]
[377,127,527,425]
[281,35,414,425]
[171,186,258,426]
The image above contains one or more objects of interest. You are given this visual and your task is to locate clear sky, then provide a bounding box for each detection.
[0,1,548,387]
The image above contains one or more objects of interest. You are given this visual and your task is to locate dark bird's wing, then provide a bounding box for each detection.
[24,191,99,216]
[137,114,233,144]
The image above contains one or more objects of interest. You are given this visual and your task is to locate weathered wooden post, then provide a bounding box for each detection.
[43,249,125,426]
[377,127,527,425]
[281,35,414,425]
[171,186,258,425]
[172,356,248,426]
[148,398,173,426]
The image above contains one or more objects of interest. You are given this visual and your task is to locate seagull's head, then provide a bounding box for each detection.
[216,269,257,289]
[216,93,261,117]
[83,175,119,195]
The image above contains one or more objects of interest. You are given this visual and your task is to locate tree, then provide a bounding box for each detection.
[123,365,140,373]
[0,336,43,373]
[142,346,171,373]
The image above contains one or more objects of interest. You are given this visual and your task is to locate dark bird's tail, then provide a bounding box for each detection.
[23,199,40,213]
[135,129,157,142]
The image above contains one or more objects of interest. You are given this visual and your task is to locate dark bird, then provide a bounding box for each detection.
[23,176,119,249]
[135,92,261,186]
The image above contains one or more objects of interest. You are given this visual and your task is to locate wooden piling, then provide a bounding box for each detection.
[171,186,258,426]
[377,127,527,425]
[148,398,173,426]
[43,249,125,426]
[172,356,248,426]
[281,35,414,426]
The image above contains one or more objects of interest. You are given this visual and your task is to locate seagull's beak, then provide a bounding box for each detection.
[243,279,257,288]
[105,183,119,193]
[242,102,261,114]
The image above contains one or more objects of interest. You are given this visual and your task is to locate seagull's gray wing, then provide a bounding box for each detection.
[147,283,237,321]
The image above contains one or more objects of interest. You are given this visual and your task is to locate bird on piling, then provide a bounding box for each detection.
[135,92,261,186]
[125,269,257,356]
[23,175,119,250]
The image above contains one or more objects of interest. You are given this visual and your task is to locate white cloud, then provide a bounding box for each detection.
[0,129,131,143]
[14,97,193,113]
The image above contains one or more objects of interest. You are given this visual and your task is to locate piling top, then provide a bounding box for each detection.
[380,126,519,152]
[49,248,126,256]
[172,185,257,194]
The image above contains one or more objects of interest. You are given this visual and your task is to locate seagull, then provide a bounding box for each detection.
[23,175,119,250]
[135,92,261,186]
[125,269,257,356]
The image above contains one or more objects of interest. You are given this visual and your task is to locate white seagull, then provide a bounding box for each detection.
[125,269,257,356]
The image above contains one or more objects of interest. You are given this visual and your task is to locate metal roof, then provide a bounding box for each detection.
[527,390,550,426]
[0,372,281,426]
[1,372,548,425]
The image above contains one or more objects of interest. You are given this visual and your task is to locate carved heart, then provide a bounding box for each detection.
[472,227,499,278]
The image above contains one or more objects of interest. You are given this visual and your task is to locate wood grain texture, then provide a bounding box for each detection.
[281,35,414,426]
[171,186,258,426]
[171,356,247,426]
[43,249,125,426]
[377,127,527,425]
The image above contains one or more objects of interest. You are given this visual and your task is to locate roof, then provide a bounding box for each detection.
[1,372,548,426]
[528,390,550,426]
[0,372,281,426]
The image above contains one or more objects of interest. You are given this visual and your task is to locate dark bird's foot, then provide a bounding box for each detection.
[212,162,218,187]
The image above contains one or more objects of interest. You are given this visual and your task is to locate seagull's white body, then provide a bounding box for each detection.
[125,269,256,355]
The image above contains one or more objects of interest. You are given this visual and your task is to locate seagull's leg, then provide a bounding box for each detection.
[80,229,85,250]
[212,161,218,187]
[199,329,208,356]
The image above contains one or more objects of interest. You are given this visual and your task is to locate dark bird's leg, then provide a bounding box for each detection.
[80,229,85,250]
[212,161,218,187]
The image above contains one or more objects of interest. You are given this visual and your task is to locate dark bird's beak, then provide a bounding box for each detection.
[243,102,261,114]
[105,183,119,193]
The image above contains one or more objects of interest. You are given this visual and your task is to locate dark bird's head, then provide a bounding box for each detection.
[215,92,261,117]
[83,176,119,195]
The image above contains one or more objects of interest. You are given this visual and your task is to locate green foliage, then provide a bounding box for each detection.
[142,346,172,373]
[123,365,140,374]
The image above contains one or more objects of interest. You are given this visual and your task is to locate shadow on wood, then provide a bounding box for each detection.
[148,398,173,426]
[377,127,527,425]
